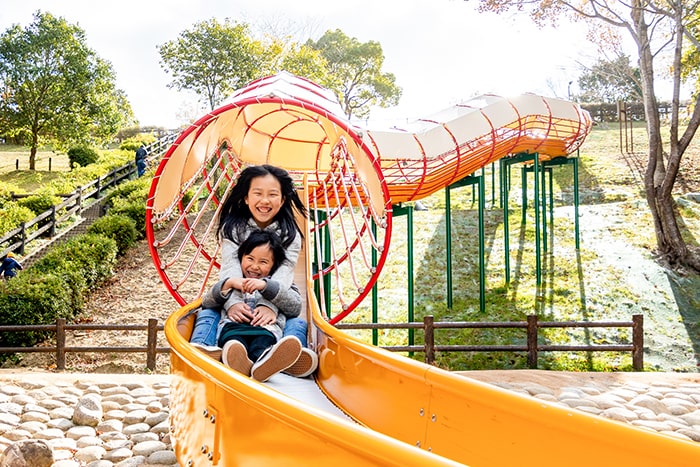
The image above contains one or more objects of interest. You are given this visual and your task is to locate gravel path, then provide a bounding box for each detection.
[0,370,699,467]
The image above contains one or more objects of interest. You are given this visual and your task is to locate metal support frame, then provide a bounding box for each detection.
[446,175,485,313]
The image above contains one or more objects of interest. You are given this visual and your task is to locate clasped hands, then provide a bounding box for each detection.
[226,301,276,326]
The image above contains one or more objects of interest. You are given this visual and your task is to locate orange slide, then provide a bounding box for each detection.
[147,73,700,465]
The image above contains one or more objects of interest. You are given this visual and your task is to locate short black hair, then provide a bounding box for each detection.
[237,229,288,275]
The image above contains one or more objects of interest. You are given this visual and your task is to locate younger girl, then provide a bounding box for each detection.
[190,164,317,377]
[204,230,302,382]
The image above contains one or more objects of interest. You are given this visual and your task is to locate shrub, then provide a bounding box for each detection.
[103,177,150,238]
[109,197,147,238]
[30,253,88,313]
[0,202,35,237]
[46,234,118,290]
[67,146,99,169]
[0,182,25,208]
[0,272,73,354]
[87,214,138,256]
[16,189,61,216]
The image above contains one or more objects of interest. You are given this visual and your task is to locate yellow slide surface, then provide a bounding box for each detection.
[148,73,700,465]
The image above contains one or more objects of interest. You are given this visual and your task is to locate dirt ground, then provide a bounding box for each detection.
[4,138,700,387]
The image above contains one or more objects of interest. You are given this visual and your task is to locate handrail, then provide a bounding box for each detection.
[0,132,177,259]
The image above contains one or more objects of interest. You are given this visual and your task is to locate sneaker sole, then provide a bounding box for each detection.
[194,346,222,361]
[252,337,302,382]
[222,341,253,376]
[283,348,318,378]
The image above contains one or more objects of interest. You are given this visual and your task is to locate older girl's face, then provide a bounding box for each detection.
[245,174,284,229]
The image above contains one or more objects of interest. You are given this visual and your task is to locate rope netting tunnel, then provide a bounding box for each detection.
[145,72,592,324]
[146,72,392,324]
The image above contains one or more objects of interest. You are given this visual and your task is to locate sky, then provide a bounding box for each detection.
[1,0,598,129]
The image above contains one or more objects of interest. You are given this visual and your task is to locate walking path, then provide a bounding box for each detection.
[0,370,699,466]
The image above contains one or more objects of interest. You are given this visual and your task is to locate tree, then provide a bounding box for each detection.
[158,18,259,111]
[256,36,330,85]
[306,29,402,119]
[0,11,134,170]
[577,55,643,104]
[477,0,700,273]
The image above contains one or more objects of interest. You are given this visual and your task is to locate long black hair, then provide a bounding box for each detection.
[218,165,307,248]
[237,229,288,275]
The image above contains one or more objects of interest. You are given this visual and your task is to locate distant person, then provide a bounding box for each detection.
[135,144,147,177]
[0,253,23,280]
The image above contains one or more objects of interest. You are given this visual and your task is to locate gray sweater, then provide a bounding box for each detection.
[218,218,301,315]
[202,277,302,341]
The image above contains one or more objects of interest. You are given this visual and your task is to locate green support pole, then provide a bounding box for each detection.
[446,176,486,312]
[393,204,416,352]
[478,175,485,313]
[541,162,547,254]
[548,167,554,225]
[501,159,510,284]
[521,165,528,225]
[491,162,496,207]
[312,210,332,317]
[534,153,542,286]
[371,220,378,345]
[445,187,453,308]
[574,156,580,250]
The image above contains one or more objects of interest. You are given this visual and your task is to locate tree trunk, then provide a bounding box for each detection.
[29,143,37,171]
[635,3,700,273]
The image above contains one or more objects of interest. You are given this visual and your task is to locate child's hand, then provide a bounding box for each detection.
[226,302,253,323]
[251,305,276,327]
[241,278,266,293]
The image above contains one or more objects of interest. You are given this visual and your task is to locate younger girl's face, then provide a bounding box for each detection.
[245,174,284,229]
[241,244,275,279]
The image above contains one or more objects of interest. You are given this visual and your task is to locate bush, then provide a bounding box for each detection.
[47,234,118,290]
[109,197,147,238]
[104,177,150,238]
[0,202,35,237]
[67,146,99,169]
[0,272,73,352]
[16,189,61,216]
[87,214,138,256]
[0,182,25,209]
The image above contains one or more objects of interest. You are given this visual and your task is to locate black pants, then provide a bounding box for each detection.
[218,322,275,362]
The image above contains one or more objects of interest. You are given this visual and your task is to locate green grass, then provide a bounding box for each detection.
[342,123,700,372]
[0,144,72,192]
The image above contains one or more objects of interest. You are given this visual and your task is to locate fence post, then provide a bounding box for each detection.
[56,318,66,370]
[147,318,158,371]
[19,222,26,254]
[49,205,57,237]
[632,314,644,371]
[527,315,538,369]
[424,315,435,364]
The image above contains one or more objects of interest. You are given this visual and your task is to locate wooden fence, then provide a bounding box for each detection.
[337,314,644,370]
[0,135,176,258]
[0,318,168,371]
[0,314,643,372]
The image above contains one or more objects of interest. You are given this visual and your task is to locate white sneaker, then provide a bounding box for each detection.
[251,336,302,382]
[222,340,253,376]
[192,342,222,361]
[283,347,318,378]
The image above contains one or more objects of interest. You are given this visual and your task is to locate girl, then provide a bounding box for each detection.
[190,164,317,378]
[204,230,302,382]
